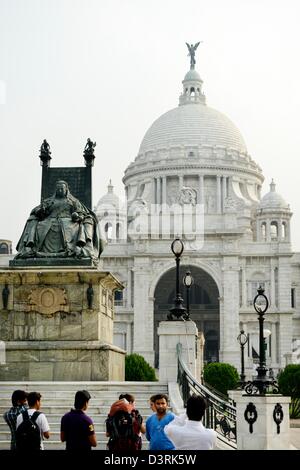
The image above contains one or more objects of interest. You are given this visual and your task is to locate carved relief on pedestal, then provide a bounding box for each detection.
[27,287,69,315]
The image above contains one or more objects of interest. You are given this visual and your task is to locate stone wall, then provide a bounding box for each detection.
[0,269,125,381]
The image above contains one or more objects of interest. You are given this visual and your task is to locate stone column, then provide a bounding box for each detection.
[217,176,221,213]
[126,321,132,354]
[271,322,277,364]
[278,219,283,240]
[133,259,154,366]
[156,177,161,208]
[266,220,271,242]
[235,394,291,449]
[270,260,276,309]
[199,175,204,205]
[127,269,132,308]
[241,264,247,308]
[158,320,198,382]
[162,176,167,204]
[222,176,227,212]
[220,257,240,368]
[179,175,184,189]
[151,178,156,206]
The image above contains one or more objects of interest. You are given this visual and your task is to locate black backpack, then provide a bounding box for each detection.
[106,409,142,451]
[15,410,41,451]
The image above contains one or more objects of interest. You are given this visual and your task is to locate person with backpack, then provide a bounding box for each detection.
[145,393,175,450]
[60,390,97,451]
[106,393,145,451]
[16,392,50,451]
[3,390,28,450]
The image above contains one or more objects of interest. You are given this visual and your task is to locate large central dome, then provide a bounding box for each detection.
[139,103,247,156]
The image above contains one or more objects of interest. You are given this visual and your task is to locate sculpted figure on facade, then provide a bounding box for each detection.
[178,186,197,206]
[15,180,102,262]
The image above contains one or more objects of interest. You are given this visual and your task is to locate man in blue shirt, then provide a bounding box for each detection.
[146,394,175,450]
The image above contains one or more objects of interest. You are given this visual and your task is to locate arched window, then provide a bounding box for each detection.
[270,221,278,240]
[116,223,120,239]
[0,243,8,254]
[104,222,113,240]
[282,222,287,239]
[261,222,266,241]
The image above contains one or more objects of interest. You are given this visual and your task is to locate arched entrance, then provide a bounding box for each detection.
[154,265,220,368]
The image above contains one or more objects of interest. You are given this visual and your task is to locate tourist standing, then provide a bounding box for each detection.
[145,394,175,450]
[164,394,217,450]
[3,390,28,450]
[60,390,97,451]
[16,392,50,450]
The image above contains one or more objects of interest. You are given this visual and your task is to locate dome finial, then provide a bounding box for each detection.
[186,42,202,70]
[108,179,113,193]
[270,179,276,192]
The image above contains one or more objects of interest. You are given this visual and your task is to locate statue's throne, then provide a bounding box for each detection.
[40,144,95,209]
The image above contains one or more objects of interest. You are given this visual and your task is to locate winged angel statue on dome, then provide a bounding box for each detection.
[186,42,202,69]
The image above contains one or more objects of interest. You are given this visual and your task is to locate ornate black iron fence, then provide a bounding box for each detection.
[177,343,237,449]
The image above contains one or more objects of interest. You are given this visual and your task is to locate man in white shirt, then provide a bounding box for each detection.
[16,391,50,450]
[164,394,217,450]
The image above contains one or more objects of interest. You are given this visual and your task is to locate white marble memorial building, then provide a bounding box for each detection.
[94,57,300,377]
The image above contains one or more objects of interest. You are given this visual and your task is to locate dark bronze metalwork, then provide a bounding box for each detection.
[40,139,95,210]
[12,180,102,266]
[39,139,51,167]
[168,239,186,320]
[244,286,279,395]
[86,282,94,309]
[177,343,237,448]
[186,42,202,69]
[183,271,194,320]
[237,330,248,386]
[83,138,96,167]
[273,403,284,434]
[244,402,257,434]
[2,283,9,309]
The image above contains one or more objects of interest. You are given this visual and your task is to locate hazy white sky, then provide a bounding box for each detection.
[1,0,300,250]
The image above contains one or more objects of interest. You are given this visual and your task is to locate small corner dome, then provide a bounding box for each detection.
[183,69,202,81]
[95,181,122,211]
[258,180,289,211]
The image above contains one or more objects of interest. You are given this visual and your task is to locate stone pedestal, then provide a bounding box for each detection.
[0,268,125,381]
[234,392,291,449]
[158,320,198,382]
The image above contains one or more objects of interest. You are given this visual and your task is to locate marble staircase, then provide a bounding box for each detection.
[0,381,168,450]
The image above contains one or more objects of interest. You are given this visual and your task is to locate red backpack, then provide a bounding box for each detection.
[106,403,143,451]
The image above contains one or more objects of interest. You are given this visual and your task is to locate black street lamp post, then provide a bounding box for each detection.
[168,238,186,320]
[244,286,278,395]
[254,286,269,386]
[237,330,248,385]
[183,271,194,320]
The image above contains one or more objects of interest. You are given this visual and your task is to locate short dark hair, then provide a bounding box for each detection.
[27,392,42,408]
[151,393,169,403]
[74,390,91,410]
[119,393,135,403]
[11,390,28,407]
[186,394,207,421]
